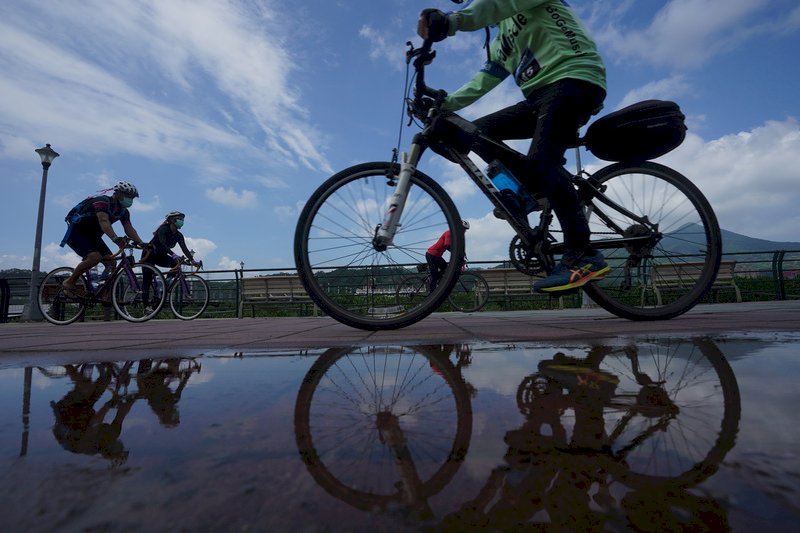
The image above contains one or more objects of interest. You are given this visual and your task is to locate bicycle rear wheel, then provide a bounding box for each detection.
[582,162,722,320]
[112,263,166,322]
[593,338,740,488]
[447,271,489,312]
[169,273,210,320]
[294,162,464,330]
[37,267,87,325]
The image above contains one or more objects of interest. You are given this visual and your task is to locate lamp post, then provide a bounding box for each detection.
[21,144,60,321]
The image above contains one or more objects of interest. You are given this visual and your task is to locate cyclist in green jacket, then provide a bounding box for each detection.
[418,0,610,293]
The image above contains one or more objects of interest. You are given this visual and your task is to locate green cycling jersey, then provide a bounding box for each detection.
[443,0,606,111]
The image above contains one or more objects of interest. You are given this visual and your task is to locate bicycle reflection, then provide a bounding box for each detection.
[40,357,201,465]
[294,339,740,530]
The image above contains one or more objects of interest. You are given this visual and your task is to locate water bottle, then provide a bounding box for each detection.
[485,160,540,214]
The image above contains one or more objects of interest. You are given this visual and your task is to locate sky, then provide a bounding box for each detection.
[2,0,799,274]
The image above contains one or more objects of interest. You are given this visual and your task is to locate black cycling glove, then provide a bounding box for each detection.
[420,9,450,42]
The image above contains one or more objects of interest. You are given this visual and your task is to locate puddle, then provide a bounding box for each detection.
[1,337,798,531]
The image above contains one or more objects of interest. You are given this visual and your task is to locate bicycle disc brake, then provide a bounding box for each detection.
[509,235,549,275]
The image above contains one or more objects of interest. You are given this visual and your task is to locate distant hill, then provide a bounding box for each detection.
[719,228,800,254]
[662,224,800,255]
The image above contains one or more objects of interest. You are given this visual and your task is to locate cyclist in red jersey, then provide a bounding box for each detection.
[426,220,470,292]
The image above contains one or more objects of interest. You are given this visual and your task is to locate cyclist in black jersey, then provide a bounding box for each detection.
[60,181,146,295]
[141,211,198,312]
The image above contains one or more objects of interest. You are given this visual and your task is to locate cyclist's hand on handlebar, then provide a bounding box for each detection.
[112,236,127,247]
[418,8,450,42]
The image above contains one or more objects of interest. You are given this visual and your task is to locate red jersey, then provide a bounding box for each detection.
[427,230,452,257]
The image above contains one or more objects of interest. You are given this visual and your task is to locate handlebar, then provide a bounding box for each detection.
[103,239,151,261]
[406,39,447,118]
[169,255,203,273]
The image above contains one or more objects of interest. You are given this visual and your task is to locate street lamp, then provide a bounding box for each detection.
[21,143,60,321]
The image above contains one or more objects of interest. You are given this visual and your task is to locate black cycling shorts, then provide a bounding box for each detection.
[65,229,112,260]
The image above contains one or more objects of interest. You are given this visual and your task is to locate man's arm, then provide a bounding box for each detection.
[122,221,145,245]
[448,0,548,34]
[96,212,120,242]
[444,63,508,111]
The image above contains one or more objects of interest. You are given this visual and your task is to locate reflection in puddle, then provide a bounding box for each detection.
[43,359,201,464]
[0,338,797,531]
[295,340,739,530]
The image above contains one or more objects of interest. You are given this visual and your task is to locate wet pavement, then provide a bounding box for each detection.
[1,301,799,531]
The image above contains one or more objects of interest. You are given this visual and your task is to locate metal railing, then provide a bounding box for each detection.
[2,249,797,321]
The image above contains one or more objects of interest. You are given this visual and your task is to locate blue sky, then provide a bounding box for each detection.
[2,0,799,273]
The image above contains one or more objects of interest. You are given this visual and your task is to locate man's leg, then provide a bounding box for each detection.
[522,80,610,292]
[64,232,109,291]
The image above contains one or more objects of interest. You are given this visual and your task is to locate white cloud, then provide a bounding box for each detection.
[359,25,399,65]
[130,194,161,214]
[659,117,800,242]
[273,205,296,219]
[217,256,242,271]
[205,187,257,208]
[259,176,290,189]
[591,0,774,69]
[0,0,331,173]
[465,212,517,262]
[184,237,217,260]
[616,75,692,110]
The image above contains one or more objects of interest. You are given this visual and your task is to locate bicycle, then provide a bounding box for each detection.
[37,241,167,325]
[294,344,473,518]
[396,261,489,313]
[163,255,210,320]
[294,338,740,529]
[294,39,721,330]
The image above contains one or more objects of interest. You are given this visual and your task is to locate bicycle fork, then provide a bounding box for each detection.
[373,144,422,251]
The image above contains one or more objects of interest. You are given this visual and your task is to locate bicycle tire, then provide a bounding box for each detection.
[294,161,464,330]
[294,345,473,513]
[37,267,87,325]
[592,338,740,488]
[448,271,489,313]
[169,273,209,320]
[112,262,166,322]
[581,162,722,320]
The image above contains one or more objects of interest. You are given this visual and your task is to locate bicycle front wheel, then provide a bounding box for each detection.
[447,271,489,313]
[394,274,429,308]
[295,162,464,330]
[582,162,722,320]
[112,263,166,322]
[169,273,210,320]
[294,345,473,513]
[38,267,87,325]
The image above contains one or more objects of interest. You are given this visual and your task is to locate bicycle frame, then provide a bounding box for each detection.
[375,40,659,259]
[84,246,142,298]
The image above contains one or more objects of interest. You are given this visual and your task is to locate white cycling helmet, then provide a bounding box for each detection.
[113,181,139,198]
[165,211,185,220]
[462,220,470,230]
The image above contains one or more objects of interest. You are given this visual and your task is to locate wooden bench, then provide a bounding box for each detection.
[478,268,563,309]
[652,260,741,304]
[238,275,317,318]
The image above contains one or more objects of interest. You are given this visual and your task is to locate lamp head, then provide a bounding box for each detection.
[35,144,59,165]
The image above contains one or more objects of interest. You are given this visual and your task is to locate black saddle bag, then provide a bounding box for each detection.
[584,100,687,162]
